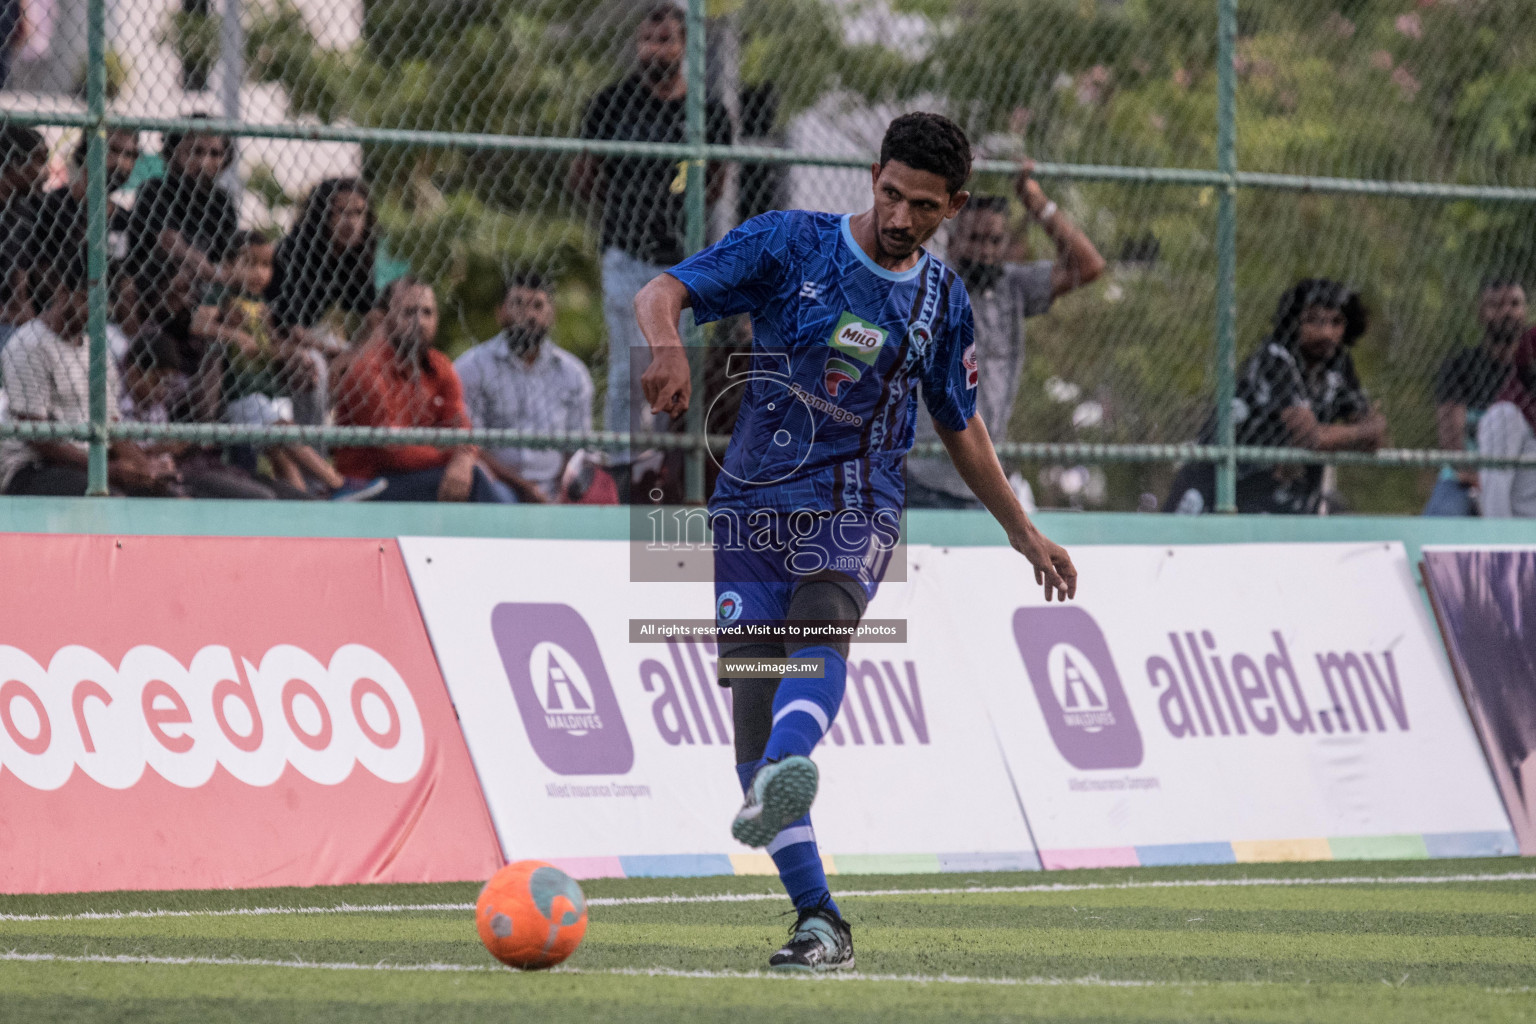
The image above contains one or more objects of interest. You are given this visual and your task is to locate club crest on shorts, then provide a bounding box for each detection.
[963,343,978,389]
[717,590,744,625]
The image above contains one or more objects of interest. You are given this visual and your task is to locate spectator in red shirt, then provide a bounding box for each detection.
[333,277,512,502]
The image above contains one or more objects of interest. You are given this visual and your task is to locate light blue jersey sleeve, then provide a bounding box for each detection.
[666,211,793,325]
[919,292,979,433]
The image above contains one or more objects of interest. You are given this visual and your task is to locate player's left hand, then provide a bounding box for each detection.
[641,346,692,420]
[1011,527,1077,602]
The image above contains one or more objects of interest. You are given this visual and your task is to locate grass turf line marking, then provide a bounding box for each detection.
[585,871,1536,907]
[0,902,475,924]
[0,952,1216,987]
[3,871,1533,924]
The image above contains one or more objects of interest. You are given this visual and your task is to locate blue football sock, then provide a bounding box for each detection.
[735,757,839,917]
[768,813,839,917]
[762,647,847,762]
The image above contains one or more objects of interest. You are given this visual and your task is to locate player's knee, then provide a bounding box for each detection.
[784,575,866,659]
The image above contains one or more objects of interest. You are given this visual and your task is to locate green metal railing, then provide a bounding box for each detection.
[11,0,1536,507]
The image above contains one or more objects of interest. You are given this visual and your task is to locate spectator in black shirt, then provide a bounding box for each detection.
[569,3,731,444]
[1425,278,1526,516]
[0,124,45,347]
[31,128,140,279]
[125,116,238,321]
[267,176,377,351]
[1166,279,1386,514]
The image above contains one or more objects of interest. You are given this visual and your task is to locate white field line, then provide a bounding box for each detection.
[2,871,1534,924]
[4,952,1534,995]
[0,951,1217,987]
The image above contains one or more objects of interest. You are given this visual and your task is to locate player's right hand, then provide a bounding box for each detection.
[642,347,692,420]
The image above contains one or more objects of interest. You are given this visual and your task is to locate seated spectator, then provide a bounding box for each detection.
[33,128,139,265]
[193,229,348,495]
[0,124,46,346]
[125,115,238,321]
[455,272,596,502]
[136,255,221,421]
[119,330,308,500]
[268,177,378,365]
[0,260,179,496]
[1478,333,1536,518]
[1426,278,1526,516]
[1165,278,1386,515]
[332,276,512,503]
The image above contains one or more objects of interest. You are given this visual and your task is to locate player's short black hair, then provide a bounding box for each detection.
[879,112,972,195]
[503,269,552,297]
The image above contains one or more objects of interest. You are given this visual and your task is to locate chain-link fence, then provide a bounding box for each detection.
[2,0,1536,511]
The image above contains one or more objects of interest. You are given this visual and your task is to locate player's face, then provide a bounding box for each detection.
[869,161,968,262]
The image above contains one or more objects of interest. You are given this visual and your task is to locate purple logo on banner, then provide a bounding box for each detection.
[491,603,634,775]
[1014,607,1143,770]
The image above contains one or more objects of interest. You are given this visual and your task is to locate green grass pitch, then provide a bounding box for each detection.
[1,858,1533,1023]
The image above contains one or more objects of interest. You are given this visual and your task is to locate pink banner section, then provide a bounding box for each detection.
[1040,847,1140,870]
[0,534,504,894]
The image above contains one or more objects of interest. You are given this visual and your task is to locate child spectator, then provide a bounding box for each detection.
[192,230,354,495]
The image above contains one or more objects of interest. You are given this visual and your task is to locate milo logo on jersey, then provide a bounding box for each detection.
[824,312,887,397]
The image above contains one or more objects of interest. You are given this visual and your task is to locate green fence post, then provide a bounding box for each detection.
[84,0,110,495]
[1213,0,1239,513]
[682,0,709,504]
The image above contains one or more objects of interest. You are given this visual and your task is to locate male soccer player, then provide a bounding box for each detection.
[634,112,1077,972]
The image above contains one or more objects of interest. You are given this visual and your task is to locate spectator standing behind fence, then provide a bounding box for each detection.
[32,129,139,274]
[907,161,1105,509]
[193,230,353,496]
[1165,279,1387,515]
[0,260,178,496]
[455,272,593,503]
[1477,331,1536,518]
[569,4,731,459]
[1425,279,1526,516]
[0,125,45,345]
[333,276,513,503]
[125,116,237,321]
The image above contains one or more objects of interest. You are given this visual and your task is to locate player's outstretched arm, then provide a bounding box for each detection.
[932,414,1078,602]
[635,274,694,419]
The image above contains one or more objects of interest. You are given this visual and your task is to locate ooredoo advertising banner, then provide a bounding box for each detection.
[1422,547,1536,855]
[930,542,1515,868]
[399,537,1039,878]
[0,535,502,893]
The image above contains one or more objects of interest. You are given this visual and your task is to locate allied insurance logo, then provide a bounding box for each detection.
[1013,606,1143,770]
[490,603,634,775]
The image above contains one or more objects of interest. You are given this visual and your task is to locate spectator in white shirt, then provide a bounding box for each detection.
[0,260,179,496]
[1479,332,1536,518]
[456,272,595,502]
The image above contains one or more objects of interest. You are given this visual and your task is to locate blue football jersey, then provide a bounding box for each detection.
[670,210,978,513]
